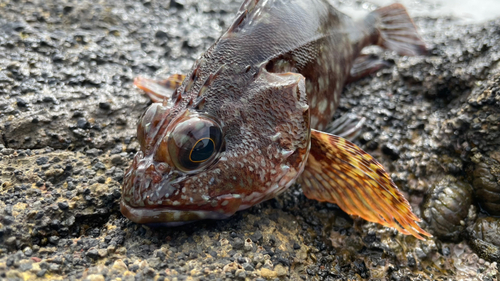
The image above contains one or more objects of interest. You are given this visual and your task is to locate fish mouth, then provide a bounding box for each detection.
[121,153,244,224]
[120,199,233,225]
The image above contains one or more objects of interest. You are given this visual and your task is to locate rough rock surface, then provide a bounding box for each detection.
[1,0,499,280]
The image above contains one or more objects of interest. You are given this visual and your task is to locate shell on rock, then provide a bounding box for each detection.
[422,175,474,241]
[467,216,500,262]
[472,156,500,216]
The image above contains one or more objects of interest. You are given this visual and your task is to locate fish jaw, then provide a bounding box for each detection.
[120,202,233,225]
[121,150,245,224]
[120,194,240,225]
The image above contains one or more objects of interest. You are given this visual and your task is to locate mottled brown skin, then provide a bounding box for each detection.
[121,0,430,238]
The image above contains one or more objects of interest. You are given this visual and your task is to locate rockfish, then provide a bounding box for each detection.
[121,0,431,239]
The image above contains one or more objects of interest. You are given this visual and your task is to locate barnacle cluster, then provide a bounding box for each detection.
[431,72,500,260]
[467,217,500,262]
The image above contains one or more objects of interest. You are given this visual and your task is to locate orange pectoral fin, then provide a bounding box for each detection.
[134,74,186,103]
[300,129,431,240]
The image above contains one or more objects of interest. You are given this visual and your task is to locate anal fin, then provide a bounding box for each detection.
[300,129,431,240]
[134,74,186,103]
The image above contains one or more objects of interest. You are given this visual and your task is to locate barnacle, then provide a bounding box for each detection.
[422,175,473,241]
[467,217,500,262]
[472,157,500,216]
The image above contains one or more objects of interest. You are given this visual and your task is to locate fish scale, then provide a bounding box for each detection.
[122,0,431,239]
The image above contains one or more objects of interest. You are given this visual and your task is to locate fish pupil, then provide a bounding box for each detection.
[190,138,215,162]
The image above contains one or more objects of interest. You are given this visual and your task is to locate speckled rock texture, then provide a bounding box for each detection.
[0,0,499,280]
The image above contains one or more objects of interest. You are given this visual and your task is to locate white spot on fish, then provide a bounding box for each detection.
[311,95,317,108]
[270,132,281,141]
[173,211,181,220]
[318,99,328,113]
[306,80,314,95]
[318,76,328,92]
[242,191,263,204]
[281,149,294,158]
[311,115,319,128]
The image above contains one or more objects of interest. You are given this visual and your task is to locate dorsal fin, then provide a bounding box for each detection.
[196,64,226,98]
[183,63,201,96]
[228,9,249,33]
[192,97,206,111]
[174,89,183,105]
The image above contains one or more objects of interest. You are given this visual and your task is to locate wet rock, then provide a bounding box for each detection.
[98,102,111,110]
[381,142,400,160]
[260,268,278,279]
[57,201,69,210]
[16,98,28,107]
[86,248,100,260]
[36,157,49,166]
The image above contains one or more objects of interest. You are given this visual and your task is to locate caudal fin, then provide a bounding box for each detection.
[371,3,427,56]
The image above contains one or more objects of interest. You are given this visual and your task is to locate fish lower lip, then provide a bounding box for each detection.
[120,199,231,224]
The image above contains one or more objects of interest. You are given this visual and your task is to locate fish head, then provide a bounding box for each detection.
[121,66,311,225]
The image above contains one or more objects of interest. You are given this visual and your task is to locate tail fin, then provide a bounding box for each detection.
[371,3,427,56]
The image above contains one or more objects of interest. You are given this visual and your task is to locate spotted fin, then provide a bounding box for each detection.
[372,3,427,56]
[300,130,431,240]
[134,74,186,103]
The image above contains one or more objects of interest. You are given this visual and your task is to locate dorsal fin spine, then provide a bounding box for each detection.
[228,9,248,33]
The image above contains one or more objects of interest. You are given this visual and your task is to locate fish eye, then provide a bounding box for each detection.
[167,116,223,172]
